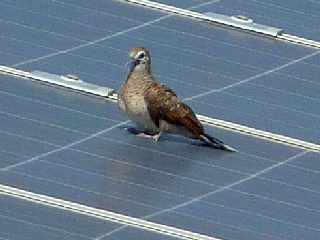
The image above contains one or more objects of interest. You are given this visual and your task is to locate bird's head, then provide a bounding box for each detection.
[127,47,151,74]
[129,47,151,63]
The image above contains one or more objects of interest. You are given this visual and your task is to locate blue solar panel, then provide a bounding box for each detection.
[0,195,121,239]
[1,0,320,239]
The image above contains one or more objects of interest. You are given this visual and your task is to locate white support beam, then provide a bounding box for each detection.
[0,184,221,240]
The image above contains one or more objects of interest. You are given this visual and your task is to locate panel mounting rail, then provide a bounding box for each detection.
[121,0,320,49]
[0,184,221,240]
[1,66,319,152]
[0,65,117,99]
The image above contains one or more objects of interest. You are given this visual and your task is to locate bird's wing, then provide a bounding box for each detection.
[144,81,204,137]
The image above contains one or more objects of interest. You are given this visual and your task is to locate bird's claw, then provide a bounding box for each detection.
[152,134,160,142]
[136,133,154,139]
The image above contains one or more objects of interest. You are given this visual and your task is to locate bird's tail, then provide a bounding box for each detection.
[200,133,238,152]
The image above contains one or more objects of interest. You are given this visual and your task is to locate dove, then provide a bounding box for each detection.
[118,47,237,152]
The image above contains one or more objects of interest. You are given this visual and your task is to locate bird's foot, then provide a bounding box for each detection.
[125,127,162,142]
[152,132,162,142]
[136,132,162,143]
[136,132,155,139]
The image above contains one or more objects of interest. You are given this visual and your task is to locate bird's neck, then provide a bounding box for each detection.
[127,62,152,82]
[133,62,151,74]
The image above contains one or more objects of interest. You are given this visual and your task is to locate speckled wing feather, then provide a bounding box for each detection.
[144,81,204,137]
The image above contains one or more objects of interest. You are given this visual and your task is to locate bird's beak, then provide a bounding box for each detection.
[125,59,137,75]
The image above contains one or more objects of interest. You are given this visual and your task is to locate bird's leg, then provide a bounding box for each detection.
[124,127,143,135]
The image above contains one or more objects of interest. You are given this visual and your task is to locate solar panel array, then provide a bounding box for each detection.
[0,0,319,239]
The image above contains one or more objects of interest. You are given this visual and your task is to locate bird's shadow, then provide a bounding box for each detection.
[120,125,215,148]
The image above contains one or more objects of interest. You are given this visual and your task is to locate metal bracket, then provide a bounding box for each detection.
[0,66,116,98]
[31,70,115,97]
[204,12,283,37]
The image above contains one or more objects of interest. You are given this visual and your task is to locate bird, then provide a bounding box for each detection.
[118,47,237,152]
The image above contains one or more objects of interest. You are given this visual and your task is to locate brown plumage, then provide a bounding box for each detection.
[118,47,237,152]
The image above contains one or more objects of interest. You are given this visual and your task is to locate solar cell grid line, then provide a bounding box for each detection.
[2,41,320,106]
[0,185,221,240]
[4,25,320,98]
[0,3,114,44]
[0,18,87,44]
[200,0,320,44]
[11,16,169,68]
[2,2,320,80]
[1,121,318,202]
[6,158,320,236]
[4,0,145,25]
[160,149,305,205]
[7,43,317,96]
[4,125,319,216]
[0,113,248,189]
[94,151,308,239]
[6,143,317,205]
[249,0,319,19]
[29,31,265,74]
[1,65,320,151]
[11,0,221,68]
[0,131,318,236]
[4,33,255,85]
[0,213,92,239]
[5,26,320,98]
[6,168,164,211]
[257,175,320,197]
[1,66,320,150]
[2,133,317,204]
[212,1,315,27]
[1,35,261,86]
[22,159,194,199]
[218,88,320,121]
[3,82,320,238]
[0,73,310,176]
[6,160,302,230]
[6,121,318,211]
[184,50,320,101]
[194,93,320,129]
[229,186,320,214]
[0,1,318,240]
[0,1,115,35]
[0,66,318,155]
[21,156,180,200]
[246,81,320,103]
[0,114,247,181]
[2,120,130,171]
[195,96,318,129]
[2,5,307,65]
[0,89,111,121]
[1,19,287,73]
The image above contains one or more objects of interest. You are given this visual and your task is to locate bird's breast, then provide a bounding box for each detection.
[119,86,158,132]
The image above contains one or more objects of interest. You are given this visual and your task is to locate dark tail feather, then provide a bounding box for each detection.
[200,133,238,152]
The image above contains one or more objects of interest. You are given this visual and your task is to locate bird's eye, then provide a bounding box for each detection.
[138,52,145,59]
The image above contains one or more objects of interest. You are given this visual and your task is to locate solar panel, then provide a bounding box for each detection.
[1,0,320,239]
[0,194,121,239]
